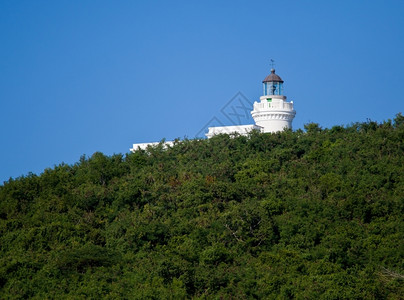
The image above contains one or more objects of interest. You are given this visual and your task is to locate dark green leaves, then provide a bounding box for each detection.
[0,116,403,298]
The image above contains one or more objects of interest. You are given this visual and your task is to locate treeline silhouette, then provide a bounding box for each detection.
[1,114,403,298]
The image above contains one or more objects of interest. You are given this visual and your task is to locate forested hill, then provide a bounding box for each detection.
[1,115,403,299]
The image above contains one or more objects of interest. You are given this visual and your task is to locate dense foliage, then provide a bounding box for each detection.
[1,115,404,299]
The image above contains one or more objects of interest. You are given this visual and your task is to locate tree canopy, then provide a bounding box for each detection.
[1,114,403,298]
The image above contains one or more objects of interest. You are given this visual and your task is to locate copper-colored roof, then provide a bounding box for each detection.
[262,69,284,83]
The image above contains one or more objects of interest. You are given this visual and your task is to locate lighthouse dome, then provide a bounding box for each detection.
[263,69,284,83]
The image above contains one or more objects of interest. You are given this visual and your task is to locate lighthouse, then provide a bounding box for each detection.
[131,64,297,151]
[251,68,296,133]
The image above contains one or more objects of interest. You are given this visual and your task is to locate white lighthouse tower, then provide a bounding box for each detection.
[251,68,296,133]
[131,64,297,151]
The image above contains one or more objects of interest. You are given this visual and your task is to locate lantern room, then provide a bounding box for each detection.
[262,69,284,96]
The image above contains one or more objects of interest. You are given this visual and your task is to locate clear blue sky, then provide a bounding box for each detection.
[1,0,403,183]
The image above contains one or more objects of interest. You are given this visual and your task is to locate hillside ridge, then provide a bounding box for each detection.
[1,115,403,298]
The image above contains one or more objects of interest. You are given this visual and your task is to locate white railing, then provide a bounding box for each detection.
[253,101,293,110]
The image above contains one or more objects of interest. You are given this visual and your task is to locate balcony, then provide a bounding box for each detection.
[253,100,294,111]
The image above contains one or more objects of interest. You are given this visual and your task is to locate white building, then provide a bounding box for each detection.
[205,124,263,139]
[130,68,296,152]
[129,141,175,152]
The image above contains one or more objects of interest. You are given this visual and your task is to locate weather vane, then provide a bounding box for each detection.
[270,59,275,69]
